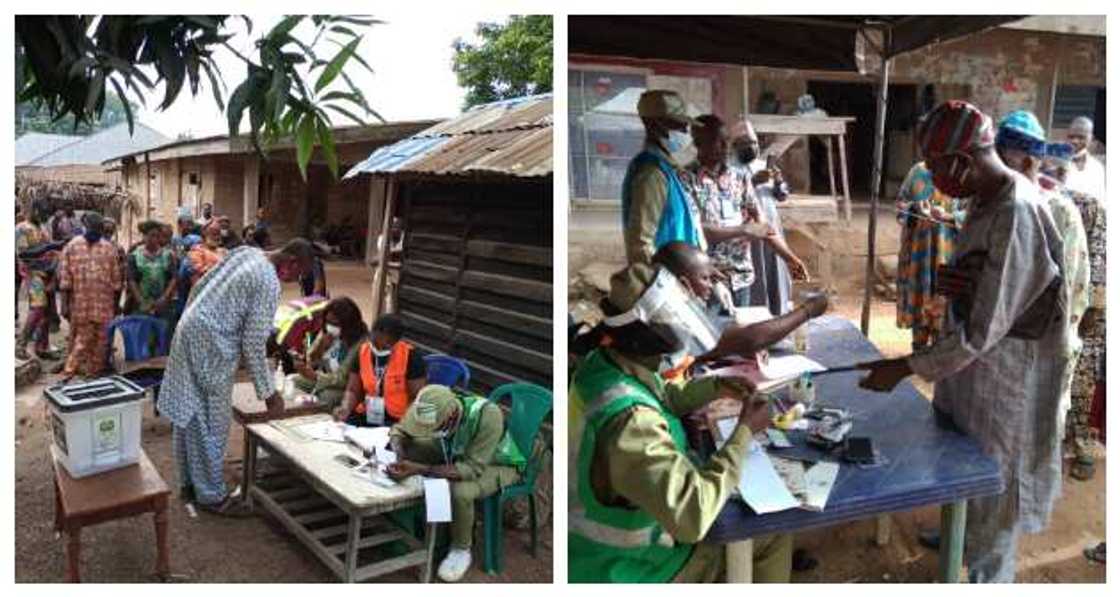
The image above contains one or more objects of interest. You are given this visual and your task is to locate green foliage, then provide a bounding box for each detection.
[452,15,552,109]
[16,92,137,137]
[15,15,383,179]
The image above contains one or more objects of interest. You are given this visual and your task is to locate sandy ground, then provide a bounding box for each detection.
[14,260,552,583]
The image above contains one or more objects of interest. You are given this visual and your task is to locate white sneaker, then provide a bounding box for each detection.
[437,548,472,582]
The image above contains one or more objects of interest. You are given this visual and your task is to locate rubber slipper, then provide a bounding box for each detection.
[1071,459,1096,481]
[197,495,254,518]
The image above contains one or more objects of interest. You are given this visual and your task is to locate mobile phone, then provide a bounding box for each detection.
[334,453,361,469]
[843,437,875,464]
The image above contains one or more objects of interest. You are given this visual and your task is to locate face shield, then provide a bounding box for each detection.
[603,266,720,359]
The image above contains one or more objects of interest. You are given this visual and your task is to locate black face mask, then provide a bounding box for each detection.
[736,146,758,165]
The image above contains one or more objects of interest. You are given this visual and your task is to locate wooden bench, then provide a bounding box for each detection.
[51,448,171,582]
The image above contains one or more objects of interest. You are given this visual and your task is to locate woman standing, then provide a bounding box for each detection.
[187,220,229,285]
[128,220,178,326]
[895,161,965,350]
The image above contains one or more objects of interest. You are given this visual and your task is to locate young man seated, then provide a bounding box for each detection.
[386,385,525,582]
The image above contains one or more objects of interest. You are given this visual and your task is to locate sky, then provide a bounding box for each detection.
[133,12,512,139]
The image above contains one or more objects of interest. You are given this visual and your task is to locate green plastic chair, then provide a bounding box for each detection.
[481,382,552,575]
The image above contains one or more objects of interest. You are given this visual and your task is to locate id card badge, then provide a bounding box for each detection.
[365,395,386,426]
[719,197,742,225]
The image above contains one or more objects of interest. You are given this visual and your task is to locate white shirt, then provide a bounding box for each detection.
[1064,154,1106,199]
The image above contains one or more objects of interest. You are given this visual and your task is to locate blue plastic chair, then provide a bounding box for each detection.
[423,354,471,389]
[104,316,171,408]
[481,382,553,574]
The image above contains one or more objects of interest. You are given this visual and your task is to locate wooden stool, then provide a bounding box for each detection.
[51,448,171,582]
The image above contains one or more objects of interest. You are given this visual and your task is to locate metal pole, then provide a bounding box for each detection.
[861,34,891,336]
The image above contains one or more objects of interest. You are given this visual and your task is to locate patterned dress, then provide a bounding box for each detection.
[895,162,964,348]
[684,161,759,294]
[15,221,51,308]
[157,247,280,504]
[129,246,177,324]
[58,237,123,377]
[1065,188,1107,459]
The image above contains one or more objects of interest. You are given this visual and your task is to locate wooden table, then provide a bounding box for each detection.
[232,384,332,498]
[51,448,171,582]
[245,416,435,583]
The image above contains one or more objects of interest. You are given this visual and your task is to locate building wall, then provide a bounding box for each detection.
[15,165,121,186]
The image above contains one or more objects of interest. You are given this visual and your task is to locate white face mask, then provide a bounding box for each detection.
[665,130,696,164]
[325,324,341,337]
[373,347,392,358]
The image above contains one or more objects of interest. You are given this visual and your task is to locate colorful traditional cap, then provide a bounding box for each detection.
[996,110,1047,157]
[396,385,461,439]
[917,100,995,159]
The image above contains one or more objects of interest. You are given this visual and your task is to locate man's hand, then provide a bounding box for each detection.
[936,265,973,299]
[801,293,829,318]
[332,405,350,422]
[264,392,285,419]
[738,399,771,434]
[784,254,810,281]
[857,358,912,393]
[745,204,761,223]
[386,460,425,481]
[296,363,317,381]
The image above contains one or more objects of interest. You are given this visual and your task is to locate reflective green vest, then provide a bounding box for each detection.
[450,392,526,471]
[569,349,693,583]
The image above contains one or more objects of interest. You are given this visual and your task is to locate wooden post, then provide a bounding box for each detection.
[826,136,837,201]
[938,500,967,582]
[861,39,891,337]
[144,152,151,219]
[838,134,852,221]
[371,178,397,318]
[1046,58,1061,135]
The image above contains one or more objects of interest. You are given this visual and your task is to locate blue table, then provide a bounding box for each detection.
[705,316,1003,582]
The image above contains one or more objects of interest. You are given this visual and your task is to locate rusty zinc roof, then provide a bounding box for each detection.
[344,94,552,180]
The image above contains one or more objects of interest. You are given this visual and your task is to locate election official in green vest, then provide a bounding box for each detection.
[388,385,526,583]
[570,254,830,583]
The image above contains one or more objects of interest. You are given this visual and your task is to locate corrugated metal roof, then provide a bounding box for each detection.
[344,94,552,179]
[15,133,82,166]
[29,122,170,167]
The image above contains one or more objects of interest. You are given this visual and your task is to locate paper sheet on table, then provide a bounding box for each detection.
[801,461,840,512]
[422,478,452,522]
[345,426,392,454]
[738,441,801,514]
[295,420,348,443]
[733,306,778,326]
[761,354,826,380]
[374,446,397,465]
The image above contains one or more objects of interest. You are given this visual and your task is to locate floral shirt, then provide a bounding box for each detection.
[1066,189,1106,310]
[1040,187,1090,351]
[684,161,759,291]
[16,221,53,308]
[59,236,122,324]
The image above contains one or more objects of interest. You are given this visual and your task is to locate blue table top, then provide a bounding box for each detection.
[704,315,1004,544]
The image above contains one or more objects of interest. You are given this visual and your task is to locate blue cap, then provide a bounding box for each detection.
[996,110,1047,157]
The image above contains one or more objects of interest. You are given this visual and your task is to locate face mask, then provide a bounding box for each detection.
[735,145,758,166]
[373,347,392,358]
[665,130,696,164]
[325,324,341,337]
[221,229,230,238]
[931,155,972,198]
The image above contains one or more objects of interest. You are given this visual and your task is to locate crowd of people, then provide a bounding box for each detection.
[15,200,525,584]
[569,90,1106,583]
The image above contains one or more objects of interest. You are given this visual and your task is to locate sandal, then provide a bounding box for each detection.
[197,494,254,518]
[1084,542,1105,564]
[1071,457,1096,481]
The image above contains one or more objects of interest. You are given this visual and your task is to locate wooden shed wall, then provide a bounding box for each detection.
[396,178,552,393]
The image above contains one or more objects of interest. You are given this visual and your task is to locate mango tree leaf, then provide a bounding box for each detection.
[314,37,360,93]
[270,15,304,40]
[226,78,252,135]
[295,112,317,179]
[316,116,339,178]
[323,103,366,127]
[109,77,134,135]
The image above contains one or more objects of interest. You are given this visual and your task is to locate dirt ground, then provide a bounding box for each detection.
[13,260,552,583]
[13,261,1105,583]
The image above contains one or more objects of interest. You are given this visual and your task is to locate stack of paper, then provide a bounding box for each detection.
[738,441,801,514]
[294,420,348,443]
[344,426,391,454]
[703,354,826,394]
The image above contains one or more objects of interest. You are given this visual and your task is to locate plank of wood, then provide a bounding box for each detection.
[397,285,455,312]
[461,270,551,303]
[454,328,552,375]
[294,508,348,526]
[459,300,552,341]
[776,194,840,224]
[325,529,409,556]
[407,233,460,254]
[353,550,429,582]
[250,485,345,579]
[403,260,459,284]
[750,114,853,135]
[399,311,453,339]
[466,240,552,267]
[283,496,334,513]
